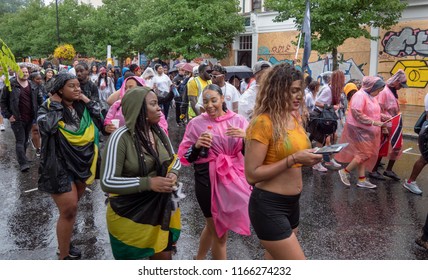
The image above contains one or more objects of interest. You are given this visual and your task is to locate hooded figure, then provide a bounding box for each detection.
[104,76,168,134]
[115,67,130,90]
[368,69,408,181]
[336,76,386,188]
[100,87,181,260]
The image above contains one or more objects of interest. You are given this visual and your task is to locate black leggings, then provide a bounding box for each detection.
[194,163,212,218]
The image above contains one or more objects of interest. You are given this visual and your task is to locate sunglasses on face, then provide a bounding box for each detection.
[209,74,224,79]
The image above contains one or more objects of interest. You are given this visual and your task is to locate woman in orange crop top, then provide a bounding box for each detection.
[245,63,322,260]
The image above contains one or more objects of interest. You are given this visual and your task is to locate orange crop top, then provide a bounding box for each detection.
[246,114,311,167]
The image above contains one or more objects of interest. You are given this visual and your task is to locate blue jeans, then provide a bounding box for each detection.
[10,120,32,166]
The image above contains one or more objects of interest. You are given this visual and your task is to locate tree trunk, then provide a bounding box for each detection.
[332,47,338,71]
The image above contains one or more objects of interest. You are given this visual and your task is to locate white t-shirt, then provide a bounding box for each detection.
[305,88,316,113]
[152,74,172,93]
[238,80,258,121]
[89,73,99,84]
[425,92,428,111]
[197,82,240,112]
[315,85,332,108]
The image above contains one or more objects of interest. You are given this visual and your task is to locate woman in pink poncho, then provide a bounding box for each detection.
[336,76,388,189]
[369,69,408,181]
[178,84,251,260]
[104,76,168,134]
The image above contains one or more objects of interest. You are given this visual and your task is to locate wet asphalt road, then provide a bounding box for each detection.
[0,117,427,260]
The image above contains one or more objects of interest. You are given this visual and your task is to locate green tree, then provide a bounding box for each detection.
[264,0,407,70]
[84,0,144,64]
[0,0,48,59]
[133,0,244,60]
[0,0,29,16]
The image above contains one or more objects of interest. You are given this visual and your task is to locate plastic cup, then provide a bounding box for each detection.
[111,119,120,129]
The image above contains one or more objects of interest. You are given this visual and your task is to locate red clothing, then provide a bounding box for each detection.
[18,84,33,122]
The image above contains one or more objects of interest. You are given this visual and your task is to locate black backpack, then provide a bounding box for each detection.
[307,105,339,143]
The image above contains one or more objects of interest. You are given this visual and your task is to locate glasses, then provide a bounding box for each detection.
[209,74,224,79]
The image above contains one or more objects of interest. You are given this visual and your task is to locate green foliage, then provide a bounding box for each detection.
[265,0,407,61]
[0,0,29,16]
[0,0,245,63]
[0,38,21,91]
[133,0,244,60]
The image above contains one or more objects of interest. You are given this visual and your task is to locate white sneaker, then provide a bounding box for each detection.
[338,169,351,186]
[0,124,4,131]
[357,179,377,189]
[325,158,342,168]
[402,180,423,195]
[313,162,328,172]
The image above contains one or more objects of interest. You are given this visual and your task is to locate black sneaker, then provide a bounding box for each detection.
[415,237,428,250]
[20,164,30,172]
[61,255,78,260]
[56,244,82,259]
[383,170,400,181]
[368,171,386,181]
[36,149,41,157]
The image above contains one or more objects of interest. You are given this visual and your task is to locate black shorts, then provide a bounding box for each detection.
[249,187,300,241]
[194,163,212,218]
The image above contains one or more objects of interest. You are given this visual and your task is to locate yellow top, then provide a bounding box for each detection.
[246,114,311,167]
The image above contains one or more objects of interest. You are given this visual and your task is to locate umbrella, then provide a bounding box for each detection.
[224,65,253,80]
[175,62,199,73]
[18,62,42,72]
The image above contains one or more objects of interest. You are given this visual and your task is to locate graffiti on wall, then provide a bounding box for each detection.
[382,27,428,57]
[392,60,428,88]
[258,47,365,82]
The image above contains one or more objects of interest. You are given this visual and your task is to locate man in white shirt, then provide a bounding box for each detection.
[68,59,79,76]
[198,65,240,112]
[152,64,173,118]
[238,60,272,121]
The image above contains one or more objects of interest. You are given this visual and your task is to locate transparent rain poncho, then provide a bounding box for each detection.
[336,78,383,170]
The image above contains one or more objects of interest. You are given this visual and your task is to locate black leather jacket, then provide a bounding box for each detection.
[0,78,43,121]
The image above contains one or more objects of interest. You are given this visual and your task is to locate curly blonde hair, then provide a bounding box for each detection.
[252,63,304,143]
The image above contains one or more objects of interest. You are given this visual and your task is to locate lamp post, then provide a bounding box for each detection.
[55,0,60,44]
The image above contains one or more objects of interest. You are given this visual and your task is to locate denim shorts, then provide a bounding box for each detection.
[249,187,300,241]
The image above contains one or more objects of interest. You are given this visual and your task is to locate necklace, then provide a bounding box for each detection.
[148,130,156,147]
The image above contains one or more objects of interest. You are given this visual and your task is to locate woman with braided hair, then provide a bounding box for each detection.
[100,86,181,260]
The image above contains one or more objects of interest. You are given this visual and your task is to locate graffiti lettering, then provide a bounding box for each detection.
[382,27,428,57]
[271,45,292,54]
[392,60,428,88]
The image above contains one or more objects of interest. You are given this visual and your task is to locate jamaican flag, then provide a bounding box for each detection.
[106,155,181,260]
[51,99,99,185]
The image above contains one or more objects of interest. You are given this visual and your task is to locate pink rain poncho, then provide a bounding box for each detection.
[376,79,403,160]
[335,77,383,170]
[178,110,252,237]
[104,76,168,134]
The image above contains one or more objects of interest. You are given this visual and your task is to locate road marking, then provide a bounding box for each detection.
[402,147,421,156]
[24,188,38,193]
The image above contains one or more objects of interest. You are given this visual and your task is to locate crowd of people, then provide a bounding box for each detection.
[0,58,427,260]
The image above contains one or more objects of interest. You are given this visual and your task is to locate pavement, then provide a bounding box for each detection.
[0,111,427,260]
